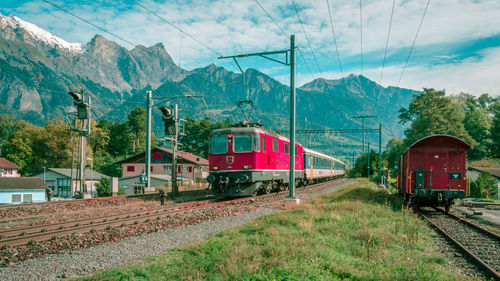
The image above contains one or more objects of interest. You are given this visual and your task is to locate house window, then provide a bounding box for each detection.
[127,166,135,172]
[163,165,171,171]
[12,194,21,203]
[272,140,279,152]
[11,194,32,203]
[23,194,32,203]
[182,166,190,173]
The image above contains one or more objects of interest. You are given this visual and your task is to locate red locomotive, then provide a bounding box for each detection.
[206,124,345,196]
[397,135,471,211]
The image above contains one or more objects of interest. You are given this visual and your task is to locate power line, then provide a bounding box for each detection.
[359,0,363,75]
[41,0,179,69]
[252,0,316,79]
[132,0,220,56]
[326,0,344,79]
[291,0,324,78]
[253,0,289,37]
[379,0,396,86]
[398,0,431,87]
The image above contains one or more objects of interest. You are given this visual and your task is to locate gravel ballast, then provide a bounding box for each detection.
[0,208,278,280]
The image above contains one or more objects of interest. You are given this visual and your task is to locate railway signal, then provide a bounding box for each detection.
[68,91,89,120]
[159,106,176,135]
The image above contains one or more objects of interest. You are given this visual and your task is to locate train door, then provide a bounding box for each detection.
[426,152,448,189]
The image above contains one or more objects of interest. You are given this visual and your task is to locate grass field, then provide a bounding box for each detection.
[80,179,470,281]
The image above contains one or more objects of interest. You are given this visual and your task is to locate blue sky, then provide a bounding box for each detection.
[2,0,500,96]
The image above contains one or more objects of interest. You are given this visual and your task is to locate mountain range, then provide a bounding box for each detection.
[0,13,420,157]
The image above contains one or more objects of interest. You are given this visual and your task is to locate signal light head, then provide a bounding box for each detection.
[159,106,173,120]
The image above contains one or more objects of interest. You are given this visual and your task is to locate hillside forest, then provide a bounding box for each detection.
[0,88,498,197]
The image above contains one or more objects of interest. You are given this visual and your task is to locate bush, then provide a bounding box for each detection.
[117,187,126,195]
[96,177,111,197]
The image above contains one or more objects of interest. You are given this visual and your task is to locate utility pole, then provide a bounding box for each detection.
[289,34,296,199]
[352,115,375,155]
[67,91,91,198]
[367,142,370,177]
[218,34,299,203]
[145,90,152,193]
[171,104,179,197]
[379,123,382,184]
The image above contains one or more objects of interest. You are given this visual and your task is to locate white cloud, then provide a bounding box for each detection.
[5,0,500,95]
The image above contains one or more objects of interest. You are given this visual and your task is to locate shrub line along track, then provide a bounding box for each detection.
[418,208,500,280]
[0,178,347,249]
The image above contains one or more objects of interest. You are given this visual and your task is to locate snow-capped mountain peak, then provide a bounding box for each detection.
[0,13,84,53]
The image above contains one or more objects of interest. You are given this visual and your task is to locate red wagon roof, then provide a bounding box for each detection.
[407,134,471,152]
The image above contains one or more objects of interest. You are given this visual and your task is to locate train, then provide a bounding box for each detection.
[397,135,471,211]
[206,123,345,196]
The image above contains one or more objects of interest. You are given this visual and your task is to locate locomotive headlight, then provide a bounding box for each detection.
[243,165,250,170]
[212,166,219,171]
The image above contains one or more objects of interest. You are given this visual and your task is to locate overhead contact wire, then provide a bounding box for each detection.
[326,0,344,79]
[379,0,396,86]
[291,0,324,78]
[398,0,431,87]
[253,0,316,79]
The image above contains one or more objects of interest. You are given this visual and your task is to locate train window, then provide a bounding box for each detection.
[305,155,310,168]
[262,136,266,152]
[253,134,260,152]
[210,135,228,154]
[273,139,278,152]
[234,134,253,152]
[284,143,289,154]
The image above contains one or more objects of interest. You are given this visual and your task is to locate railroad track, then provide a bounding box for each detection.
[0,178,346,248]
[419,208,500,280]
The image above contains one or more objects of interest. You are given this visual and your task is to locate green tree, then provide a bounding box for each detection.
[127,107,147,153]
[351,150,379,177]
[95,177,111,197]
[458,93,493,160]
[0,114,15,144]
[476,171,498,199]
[399,88,473,147]
[33,118,73,172]
[491,99,500,158]
[180,117,231,158]
[1,121,41,175]
[383,138,406,170]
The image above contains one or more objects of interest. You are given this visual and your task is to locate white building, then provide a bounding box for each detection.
[34,168,109,198]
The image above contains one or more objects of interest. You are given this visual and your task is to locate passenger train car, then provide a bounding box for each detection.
[397,135,471,211]
[206,124,345,196]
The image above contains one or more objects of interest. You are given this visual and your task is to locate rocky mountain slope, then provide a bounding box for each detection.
[0,13,419,155]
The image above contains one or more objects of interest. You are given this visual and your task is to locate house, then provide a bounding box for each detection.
[118,174,194,195]
[469,167,500,199]
[0,177,47,204]
[34,168,109,198]
[0,158,21,177]
[117,146,209,185]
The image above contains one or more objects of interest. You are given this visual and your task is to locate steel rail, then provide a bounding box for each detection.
[419,211,500,280]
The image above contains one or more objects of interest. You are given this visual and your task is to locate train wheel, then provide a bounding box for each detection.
[264,184,271,194]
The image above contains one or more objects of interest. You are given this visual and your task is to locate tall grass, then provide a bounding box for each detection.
[80,179,470,281]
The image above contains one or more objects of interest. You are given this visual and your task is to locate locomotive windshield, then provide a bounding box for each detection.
[210,135,228,154]
[233,134,260,153]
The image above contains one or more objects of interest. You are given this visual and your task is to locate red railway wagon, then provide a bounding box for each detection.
[398,135,471,211]
[207,125,304,196]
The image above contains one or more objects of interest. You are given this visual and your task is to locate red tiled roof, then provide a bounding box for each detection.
[0,158,20,169]
[116,147,208,165]
[155,147,209,165]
